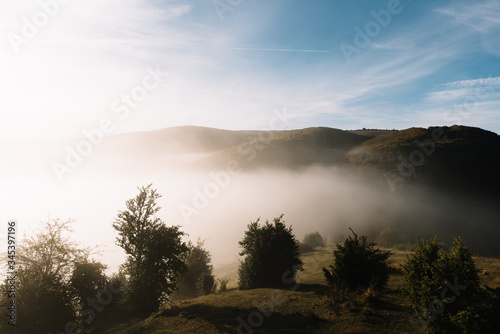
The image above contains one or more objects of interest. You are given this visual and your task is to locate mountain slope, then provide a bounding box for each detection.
[347,125,500,195]
[192,127,369,170]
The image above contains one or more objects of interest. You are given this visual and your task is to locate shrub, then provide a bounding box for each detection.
[196,272,217,296]
[176,239,215,298]
[218,279,230,292]
[303,232,326,249]
[322,229,391,291]
[402,237,500,333]
[238,215,303,290]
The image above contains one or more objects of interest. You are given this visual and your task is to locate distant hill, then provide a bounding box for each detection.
[172,125,500,197]
[347,125,500,196]
[195,127,368,170]
[4,124,499,196]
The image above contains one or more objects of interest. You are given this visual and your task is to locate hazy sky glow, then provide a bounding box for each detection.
[2,0,500,275]
[1,0,499,140]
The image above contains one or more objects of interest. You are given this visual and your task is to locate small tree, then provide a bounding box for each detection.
[401,237,500,333]
[70,260,108,304]
[176,239,216,298]
[218,279,230,292]
[113,184,189,313]
[70,260,108,331]
[196,272,217,296]
[303,232,326,248]
[238,215,303,290]
[322,229,391,291]
[300,231,326,253]
[0,218,89,333]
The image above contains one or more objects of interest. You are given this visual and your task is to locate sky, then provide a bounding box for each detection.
[1,0,500,274]
[0,0,500,141]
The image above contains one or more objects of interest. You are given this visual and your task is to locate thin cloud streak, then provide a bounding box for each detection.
[228,47,331,53]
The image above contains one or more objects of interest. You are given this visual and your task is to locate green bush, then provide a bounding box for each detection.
[401,237,500,333]
[322,229,391,291]
[238,215,303,290]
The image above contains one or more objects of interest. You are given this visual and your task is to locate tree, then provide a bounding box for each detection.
[300,231,326,253]
[196,272,217,296]
[113,184,189,313]
[402,237,500,333]
[70,260,108,304]
[322,229,391,291]
[0,218,89,333]
[238,215,303,290]
[175,239,216,298]
[218,278,230,292]
[303,232,326,248]
[70,260,109,331]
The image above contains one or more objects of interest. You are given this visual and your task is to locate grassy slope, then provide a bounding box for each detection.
[104,247,500,334]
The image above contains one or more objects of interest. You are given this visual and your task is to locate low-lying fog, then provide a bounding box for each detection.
[2,134,499,276]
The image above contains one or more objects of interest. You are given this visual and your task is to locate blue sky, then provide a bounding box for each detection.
[1,0,500,139]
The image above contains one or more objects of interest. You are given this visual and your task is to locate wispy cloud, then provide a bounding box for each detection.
[426,77,500,102]
[426,89,475,103]
[435,0,500,32]
[1,0,499,139]
[228,47,330,53]
[444,77,500,89]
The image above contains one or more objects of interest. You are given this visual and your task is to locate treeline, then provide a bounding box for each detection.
[0,185,221,333]
[1,184,499,333]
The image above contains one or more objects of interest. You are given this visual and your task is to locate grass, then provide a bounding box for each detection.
[104,246,500,334]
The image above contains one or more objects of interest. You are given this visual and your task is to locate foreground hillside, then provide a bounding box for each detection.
[103,247,500,334]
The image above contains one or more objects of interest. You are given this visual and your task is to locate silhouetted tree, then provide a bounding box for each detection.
[70,260,108,332]
[175,239,216,298]
[0,218,89,333]
[113,184,189,313]
[217,278,230,292]
[323,229,391,291]
[238,215,303,290]
[196,272,217,296]
[71,260,108,304]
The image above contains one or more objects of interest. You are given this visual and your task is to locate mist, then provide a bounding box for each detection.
[2,127,499,276]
